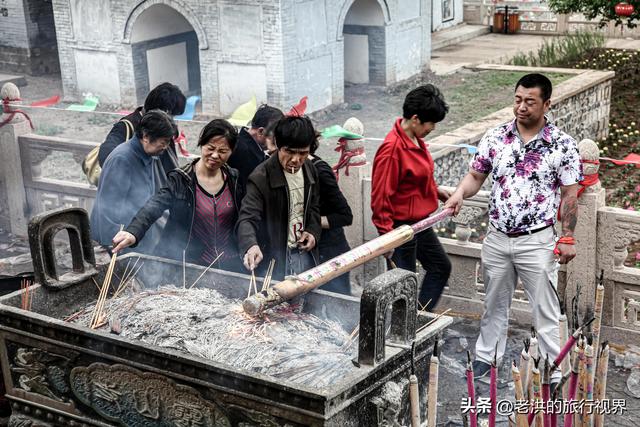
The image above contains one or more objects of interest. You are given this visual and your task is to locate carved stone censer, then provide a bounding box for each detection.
[0,208,451,426]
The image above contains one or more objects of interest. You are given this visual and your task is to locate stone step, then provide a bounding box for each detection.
[431,23,491,51]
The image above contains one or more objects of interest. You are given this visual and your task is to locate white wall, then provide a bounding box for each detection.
[69,0,113,42]
[130,4,193,43]
[344,0,385,25]
[146,43,189,93]
[218,63,267,116]
[432,0,464,31]
[344,34,369,84]
[74,50,121,103]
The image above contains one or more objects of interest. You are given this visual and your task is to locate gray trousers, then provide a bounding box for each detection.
[475,225,561,378]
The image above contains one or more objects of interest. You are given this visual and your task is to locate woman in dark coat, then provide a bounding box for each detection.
[111,119,245,272]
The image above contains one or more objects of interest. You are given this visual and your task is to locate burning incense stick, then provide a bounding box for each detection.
[427,340,439,427]
[512,361,528,427]
[409,342,420,427]
[189,252,224,289]
[489,343,498,427]
[466,351,478,427]
[243,209,453,316]
[593,343,609,427]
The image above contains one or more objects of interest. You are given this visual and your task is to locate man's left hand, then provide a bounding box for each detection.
[437,187,452,203]
[297,231,316,251]
[555,243,576,264]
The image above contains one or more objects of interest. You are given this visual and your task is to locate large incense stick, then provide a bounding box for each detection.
[466,351,478,427]
[558,313,570,400]
[563,353,580,427]
[409,342,421,427]
[489,344,498,427]
[574,338,586,427]
[427,340,439,427]
[593,343,609,427]
[592,271,605,355]
[541,358,551,427]
[527,330,538,400]
[243,209,452,315]
[520,339,530,399]
[582,342,594,427]
[512,361,528,427]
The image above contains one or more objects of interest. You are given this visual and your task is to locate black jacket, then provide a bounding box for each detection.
[98,107,179,174]
[236,155,321,280]
[311,156,353,257]
[227,128,268,188]
[125,159,245,267]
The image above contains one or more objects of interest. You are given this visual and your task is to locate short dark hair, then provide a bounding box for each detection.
[251,104,284,129]
[402,84,449,124]
[197,119,239,150]
[515,73,552,102]
[273,116,318,150]
[144,82,187,116]
[136,109,178,141]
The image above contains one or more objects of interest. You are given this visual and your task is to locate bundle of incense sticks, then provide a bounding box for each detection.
[20,278,33,311]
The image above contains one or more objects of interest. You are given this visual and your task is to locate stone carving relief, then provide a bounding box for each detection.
[621,288,640,330]
[10,347,76,403]
[370,380,406,427]
[70,363,231,427]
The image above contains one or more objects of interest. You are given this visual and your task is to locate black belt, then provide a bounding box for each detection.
[501,224,553,238]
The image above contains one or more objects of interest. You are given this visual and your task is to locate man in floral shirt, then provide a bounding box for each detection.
[445,74,582,383]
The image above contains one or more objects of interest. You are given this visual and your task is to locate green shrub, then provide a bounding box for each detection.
[509,31,605,67]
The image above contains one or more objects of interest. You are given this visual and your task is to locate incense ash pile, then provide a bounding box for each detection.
[67,285,358,388]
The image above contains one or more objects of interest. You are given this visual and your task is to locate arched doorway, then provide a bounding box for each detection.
[129,4,201,104]
[342,0,386,86]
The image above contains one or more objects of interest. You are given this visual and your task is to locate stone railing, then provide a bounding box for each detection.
[464,0,640,38]
[0,118,97,235]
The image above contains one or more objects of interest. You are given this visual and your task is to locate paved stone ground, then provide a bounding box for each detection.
[437,316,640,426]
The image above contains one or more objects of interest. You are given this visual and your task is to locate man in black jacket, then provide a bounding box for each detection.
[237,116,321,281]
[227,104,283,188]
[98,82,186,175]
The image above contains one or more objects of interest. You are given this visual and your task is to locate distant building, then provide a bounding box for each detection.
[49,0,462,114]
[0,0,59,74]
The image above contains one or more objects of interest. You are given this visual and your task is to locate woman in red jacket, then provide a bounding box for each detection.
[371,85,451,311]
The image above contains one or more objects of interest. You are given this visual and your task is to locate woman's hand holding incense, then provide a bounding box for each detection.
[112,231,136,253]
[244,245,263,271]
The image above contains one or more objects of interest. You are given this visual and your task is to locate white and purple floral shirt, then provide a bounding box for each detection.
[470,119,582,234]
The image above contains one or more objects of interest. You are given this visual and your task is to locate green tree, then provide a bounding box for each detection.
[548,0,639,28]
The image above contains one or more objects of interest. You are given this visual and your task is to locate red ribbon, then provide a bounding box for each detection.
[578,159,600,197]
[331,137,365,182]
[0,98,34,130]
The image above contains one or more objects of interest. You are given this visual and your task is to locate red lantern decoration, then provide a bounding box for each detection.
[615,2,635,17]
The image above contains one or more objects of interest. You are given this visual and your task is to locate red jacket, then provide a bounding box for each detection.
[371,118,439,235]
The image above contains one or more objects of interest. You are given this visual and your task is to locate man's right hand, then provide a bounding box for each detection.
[243,245,263,271]
[112,231,136,253]
[444,190,464,215]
